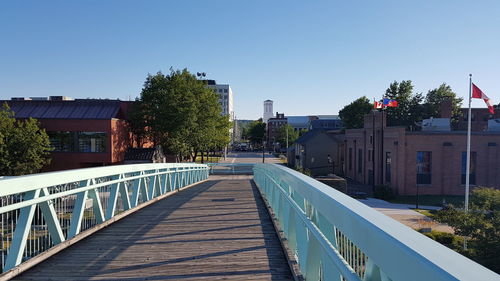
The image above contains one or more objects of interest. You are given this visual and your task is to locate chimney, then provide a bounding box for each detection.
[439,99,453,118]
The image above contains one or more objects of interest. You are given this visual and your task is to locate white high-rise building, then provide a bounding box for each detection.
[263,100,273,123]
[206,80,234,121]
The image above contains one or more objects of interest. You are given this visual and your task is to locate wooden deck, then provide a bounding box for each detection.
[15,176,293,280]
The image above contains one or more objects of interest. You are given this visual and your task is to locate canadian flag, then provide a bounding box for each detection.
[472,83,494,114]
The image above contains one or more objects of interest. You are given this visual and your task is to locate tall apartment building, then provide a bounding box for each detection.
[205,80,234,121]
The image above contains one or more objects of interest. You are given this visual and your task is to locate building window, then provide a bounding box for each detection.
[78,132,106,152]
[349,148,352,170]
[416,151,432,184]
[370,135,373,144]
[385,152,391,183]
[358,149,362,173]
[461,152,476,185]
[218,89,223,93]
[48,131,74,152]
[49,131,106,153]
[368,149,371,162]
[224,89,228,93]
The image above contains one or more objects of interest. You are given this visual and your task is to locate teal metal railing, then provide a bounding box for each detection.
[0,163,209,273]
[253,164,498,281]
[207,163,255,175]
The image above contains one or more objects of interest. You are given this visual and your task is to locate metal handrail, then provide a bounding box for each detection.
[0,163,209,273]
[253,163,498,281]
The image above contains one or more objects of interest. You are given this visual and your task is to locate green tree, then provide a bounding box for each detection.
[384,80,424,128]
[276,124,299,148]
[132,69,230,161]
[434,187,500,273]
[338,96,372,129]
[424,83,463,125]
[247,120,266,146]
[0,103,52,176]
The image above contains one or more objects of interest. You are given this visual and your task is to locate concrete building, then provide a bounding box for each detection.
[310,116,343,130]
[287,116,316,132]
[263,100,273,124]
[344,110,500,196]
[4,97,151,171]
[205,80,234,121]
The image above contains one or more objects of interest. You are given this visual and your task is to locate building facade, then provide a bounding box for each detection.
[293,130,345,177]
[263,100,273,124]
[206,80,234,120]
[344,111,500,195]
[4,98,150,171]
[266,112,287,150]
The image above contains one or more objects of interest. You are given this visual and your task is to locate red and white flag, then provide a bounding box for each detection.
[374,101,383,109]
[472,83,494,114]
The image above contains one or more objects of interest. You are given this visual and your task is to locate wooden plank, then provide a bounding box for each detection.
[14,178,293,280]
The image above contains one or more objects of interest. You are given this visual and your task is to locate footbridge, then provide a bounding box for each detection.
[0,161,497,280]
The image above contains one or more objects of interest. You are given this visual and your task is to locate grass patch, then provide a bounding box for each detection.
[388,195,463,207]
[194,156,220,163]
[414,209,437,218]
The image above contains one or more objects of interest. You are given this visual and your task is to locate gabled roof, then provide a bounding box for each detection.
[295,129,340,144]
[3,99,127,119]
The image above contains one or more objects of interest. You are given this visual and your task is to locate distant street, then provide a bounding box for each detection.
[220,151,283,164]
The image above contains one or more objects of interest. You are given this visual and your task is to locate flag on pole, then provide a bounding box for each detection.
[472,83,494,114]
[374,101,383,109]
[383,98,398,107]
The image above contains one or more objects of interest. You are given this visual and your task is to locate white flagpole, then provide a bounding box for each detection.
[464,74,472,250]
[465,74,472,212]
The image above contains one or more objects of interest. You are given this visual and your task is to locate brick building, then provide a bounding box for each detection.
[345,110,500,195]
[4,98,150,171]
[267,112,287,149]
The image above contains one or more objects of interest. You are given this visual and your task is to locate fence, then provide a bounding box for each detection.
[253,163,498,281]
[0,163,209,274]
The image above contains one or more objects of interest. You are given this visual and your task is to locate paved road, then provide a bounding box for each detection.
[220,151,283,164]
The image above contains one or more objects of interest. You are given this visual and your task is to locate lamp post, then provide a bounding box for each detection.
[262,140,266,163]
[328,154,334,175]
[196,72,207,163]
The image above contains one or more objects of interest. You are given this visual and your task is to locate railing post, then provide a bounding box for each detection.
[106,175,122,220]
[68,180,91,239]
[38,188,65,245]
[4,189,40,271]
[130,174,142,208]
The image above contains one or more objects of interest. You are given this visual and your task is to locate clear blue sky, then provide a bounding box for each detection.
[1,0,499,120]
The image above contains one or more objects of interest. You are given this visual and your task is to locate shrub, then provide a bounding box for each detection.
[373,185,395,200]
[423,230,463,250]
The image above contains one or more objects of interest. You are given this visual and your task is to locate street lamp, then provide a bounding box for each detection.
[328,154,334,175]
[196,72,207,162]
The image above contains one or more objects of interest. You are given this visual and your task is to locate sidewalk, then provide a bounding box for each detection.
[358,198,453,233]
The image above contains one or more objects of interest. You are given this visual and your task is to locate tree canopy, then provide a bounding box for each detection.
[338,96,373,129]
[424,83,463,125]
[383,80,424,128]
[246,120,266,146]
[434,187,500,273]
[0,103,52,176]
[131,69,231,161]
[380,80,463,129]
[276,124,299,148]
